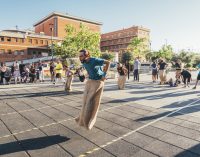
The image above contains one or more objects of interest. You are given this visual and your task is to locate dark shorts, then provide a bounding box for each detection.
[152,69,158,75]
[50,71,55,76]
[197,75,200,80]
[56,73,61,78]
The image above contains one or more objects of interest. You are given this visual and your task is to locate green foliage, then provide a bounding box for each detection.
[145,51,159,61]
[128,37,149,58]
[63,58,81,69]
[121,51,133,63]
[171,50,195,67]
[54,23,101,59]
[156,45,173,61]
[100,52,114,61]
[193,54,200,67]
[178,50,195,65]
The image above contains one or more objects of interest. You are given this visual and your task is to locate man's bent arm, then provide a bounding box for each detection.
[103,60,110,73]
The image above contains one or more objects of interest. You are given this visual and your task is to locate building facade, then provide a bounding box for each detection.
[0,29,61,63]
[0,12,102,63]
[100,26,150,58]
[34,12,102,38]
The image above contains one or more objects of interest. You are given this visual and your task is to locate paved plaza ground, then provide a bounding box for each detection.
[1,73,200,157]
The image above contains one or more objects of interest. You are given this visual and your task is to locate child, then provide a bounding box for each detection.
[117,63,128,89]
[64,66,74,92]
[76,67,86,82]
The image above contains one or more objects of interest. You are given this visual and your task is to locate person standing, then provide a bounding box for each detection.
[151,61,158,83]
[54,60,65,84]
[193,64,200,89]
[19,60,25,83]
[158,59,167,85]
[75,49,110,130]
[13,60,21,84]
[133,57,141,81]
[38,60,45,82]
[172,59,182,79]
[0,62,6,84]
[64,66,74,92]
[50,60,55,82]
[117,63,128,89]
[29,64,36,83]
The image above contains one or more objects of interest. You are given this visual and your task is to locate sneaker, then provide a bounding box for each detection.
[192,86,196,89]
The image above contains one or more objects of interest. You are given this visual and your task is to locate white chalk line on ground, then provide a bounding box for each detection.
[77,98,200,157]
[0,84,196,140]
[0,98,143,139]
[0,86,188,117]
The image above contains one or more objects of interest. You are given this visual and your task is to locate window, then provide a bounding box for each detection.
[15,38,18,42]
[21,38,25,43]
[7,37,11,42]
[40,40,43,44]
[14,50,18,55]
[0,37,4,42]
[28,51,32,55]
[0,49,5,54]
[35,39,38,44]
[8,50,12,54]
[29,38,32,43]
[45,40,48,45]
[20,51,24,55]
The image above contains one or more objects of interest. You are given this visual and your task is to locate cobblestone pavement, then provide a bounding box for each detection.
[1,74,200,157]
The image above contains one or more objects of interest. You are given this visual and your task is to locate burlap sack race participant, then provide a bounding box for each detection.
[117,63,128,90]
[158,59,168,85]
[75,49,110,130]
[64,66,74,92]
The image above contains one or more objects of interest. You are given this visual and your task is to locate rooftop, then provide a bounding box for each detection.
[0,29,61,40]
[102,26,150,35]
[33,12,103,27]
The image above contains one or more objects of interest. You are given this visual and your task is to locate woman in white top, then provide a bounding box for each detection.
[13,61,21,84]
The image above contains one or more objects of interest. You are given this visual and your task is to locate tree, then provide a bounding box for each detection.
[100,52,114,61]
[155,45,173,61]
[145,51,159,62]
[128,37,149,58]
[121,51,133,63]
[121,51,133,80]
[178,50,195,66]
[193,54,200,67]
[54,23,101,59]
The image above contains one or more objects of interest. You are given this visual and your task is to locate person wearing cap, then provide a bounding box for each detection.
[75,49,110,130]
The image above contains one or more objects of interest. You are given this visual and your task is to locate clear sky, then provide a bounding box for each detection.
[1,0,200,51]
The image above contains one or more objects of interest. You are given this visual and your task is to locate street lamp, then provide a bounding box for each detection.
[49,24,54,60]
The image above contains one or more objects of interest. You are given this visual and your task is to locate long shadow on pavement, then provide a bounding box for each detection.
[174,144,200,157]
[135,98,200,122]
[0,135,70,155]
[0,90,83,99]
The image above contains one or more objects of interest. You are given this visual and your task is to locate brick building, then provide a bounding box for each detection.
[0,29,61,63]
[100,26,150,58]
[0,12,102,63]
[34,12,102,38]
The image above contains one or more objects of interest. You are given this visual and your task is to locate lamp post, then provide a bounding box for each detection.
[49,24,54,60]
